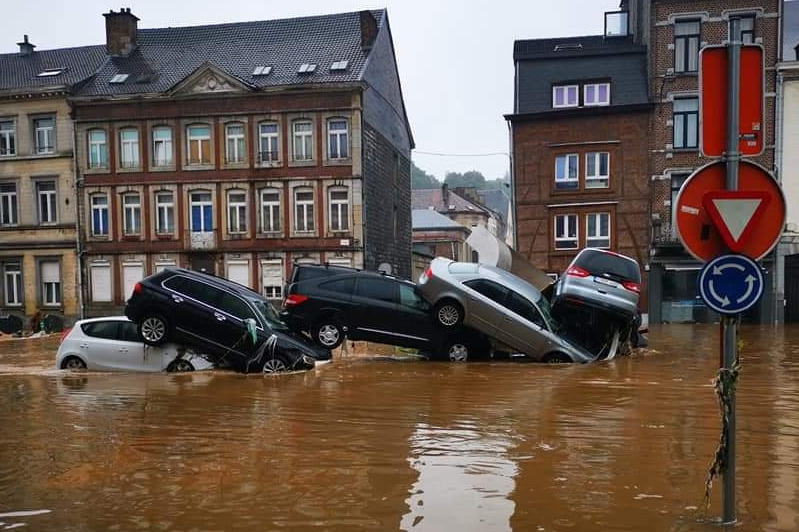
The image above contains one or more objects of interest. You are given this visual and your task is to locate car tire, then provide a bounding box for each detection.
[439,335,483,362]
[167,359,194,373]
[433,299,464,328]
[312,317,344,349]
[262,355,290,374]
[61,356,87,371]
[543,352,572,364]
[138,313,170,346]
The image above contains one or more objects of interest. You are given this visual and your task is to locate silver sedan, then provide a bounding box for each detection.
[418,258,595,363]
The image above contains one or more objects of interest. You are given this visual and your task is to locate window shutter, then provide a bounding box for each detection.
[261,260,283,288]
[91,263,112,302]
[41,261,60,283]
[122,263,143,300]
[227,261,250,287]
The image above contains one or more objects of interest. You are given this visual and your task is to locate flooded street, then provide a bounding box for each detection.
[1,325,798,531]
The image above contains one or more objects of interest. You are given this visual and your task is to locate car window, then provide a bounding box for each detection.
[321,277,356,294]
[81,321,119,340]
[250,298,288,331]
[575,250,641,282]
[355,277,396,303]
[464,279,509,305]
[163,275,188,292]
[118,321,140,342]
[399,284,429,311]
[173,278,222,306]
[505,293,547,329]
[217,292,256,321]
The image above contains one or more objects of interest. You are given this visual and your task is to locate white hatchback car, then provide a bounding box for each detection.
[56,317,214,372]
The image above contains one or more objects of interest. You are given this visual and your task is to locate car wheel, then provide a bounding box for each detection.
[312,318,344,349]
[167,359,194,373]
[434,299,463,328]
[61,356,87,371]
[543,352,572,364]
[262,356,289,374]
[138,314,169,346]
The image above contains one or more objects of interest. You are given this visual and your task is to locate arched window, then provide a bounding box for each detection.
[292,120,313,161]
[225,122,245,163]
[328,186,349,232]
[152,126,173,167]
[227,189,247,234]
[327,118,349,159]
[119,128,140,168]
[186,124,211,165]
[260,188,281,233]
[87,129,108,169]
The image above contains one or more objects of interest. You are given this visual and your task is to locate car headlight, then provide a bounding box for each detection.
[302,355,315,366]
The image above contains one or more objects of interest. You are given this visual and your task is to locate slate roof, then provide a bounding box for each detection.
[411,188,490,215]
[76,10,385,97]
[0,44,107,91]
[412,209,466,230]
[478,189,510,221]
[783,0,799,61]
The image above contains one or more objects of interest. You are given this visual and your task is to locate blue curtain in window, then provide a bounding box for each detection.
[93,209,108,235]
[191,204,212,232]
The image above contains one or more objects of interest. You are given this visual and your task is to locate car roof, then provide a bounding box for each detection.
[297,263,412,284]
[573,247,639,265]
[77,316,131,325]
[159,267,264,299]
[439,258,544,302]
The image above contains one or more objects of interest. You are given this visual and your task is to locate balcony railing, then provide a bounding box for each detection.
[258,151,279,163]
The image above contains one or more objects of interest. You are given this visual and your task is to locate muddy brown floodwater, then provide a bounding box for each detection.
[0,325,798,531]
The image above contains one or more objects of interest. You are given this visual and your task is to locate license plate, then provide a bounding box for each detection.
[594,276,617,287]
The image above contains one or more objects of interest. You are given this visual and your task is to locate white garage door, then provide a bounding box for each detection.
[227,261,250,287]
[122,263,144,301]
[91,263,112,302]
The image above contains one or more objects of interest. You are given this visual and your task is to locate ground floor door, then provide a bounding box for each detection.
[189,253,216,276]
[786,254,799,323]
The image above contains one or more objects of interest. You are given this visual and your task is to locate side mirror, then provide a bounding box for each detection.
[245,318,258,345]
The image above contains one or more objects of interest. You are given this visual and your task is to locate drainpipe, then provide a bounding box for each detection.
[72,120,85,319]
[774,69,785,324]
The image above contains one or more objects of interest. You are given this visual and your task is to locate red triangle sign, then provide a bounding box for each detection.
[703,190,772,253]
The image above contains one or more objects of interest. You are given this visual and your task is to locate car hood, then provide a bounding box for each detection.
[273,329,332,361]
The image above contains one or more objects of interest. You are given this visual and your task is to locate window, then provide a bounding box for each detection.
[37,181,57,224]
[675,20,700,73]
[155,191,174,234]
[0,184,18,226]
[584,83,610,106]
[327,119,349,159]
[226,261,250,286]
[32,117,55,154]
[81,321,119,340]
[555,154,579,189]
[152,126,173,167]
[88,129,108,169]
[605,11,628,37]
[330,60,349,71]
[669,173,690,235]
[109,73,129,84]
[91,195,109,236]
[190,191,213,232]
[298,63,316,73]
[673,98,699,149]
[252,66,272,76]
[40,260,61,306]
[554,214,578,249]
[293,121,313,161]
[187,125,211,165]
[227,190,247,234]
[736,16,755,44]
[328,187,349,232]
[399,284,429,311]
[119,128,139,168]
[259,122,279,162]
[553,85,578,108]
[355,278,395,303]
[260,188,281,233]
[37,69,63,77]
[586,213,611,248]
[122,193,141,235]
[261,260,283,300]
[321,277,355,294]
[217,292,256,321]
[0,120,15,156]
[464,279,509,305]
[294,188,314,232]
[505,292,547,329]
[585,152,610,188]
[3,262,22,306]
[225,123,245,163]
[90,262,112,303]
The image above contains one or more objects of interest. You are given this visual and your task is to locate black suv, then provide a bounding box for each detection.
[125,268,329,372]
[280,264,488,359]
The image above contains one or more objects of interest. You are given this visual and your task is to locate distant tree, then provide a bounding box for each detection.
[411,162,440,189]
[444,170,486,189]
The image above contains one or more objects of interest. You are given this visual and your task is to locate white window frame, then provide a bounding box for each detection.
[155,191,174,235]
[119,128,140,168]
[33,116,55,154]
[3,262,22,307]
[585,152,610,189]
[292,120,313,161]
[187,124,211,165]
[122,193,142,235]
[674,19,701,74]
[552,85,578,108]
[260,188,281,233]
[40,260,61,306]
[0,183,18,226]
[152,126,173,167]
[88,129,108,169]
[261,259,284,300]
[583,83,610,106]
[225,123,246,164]
[91,194,109,236]
[327,119,349,159]
[227,189,248,234]
[586,212,611,249]
[0,119,16,157]
[328,187,350,232]
[259,122,280,162]
[555,154,579,189]
[554,213,579,250]
[294,188,315,233]
[37,181,57,224]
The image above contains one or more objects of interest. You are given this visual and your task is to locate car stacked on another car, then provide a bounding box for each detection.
[125,268,328,373]
[280,263,490,361]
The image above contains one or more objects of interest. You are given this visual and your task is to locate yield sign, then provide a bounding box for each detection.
[703,190,771,253]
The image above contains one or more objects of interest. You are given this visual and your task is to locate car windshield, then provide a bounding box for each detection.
[250,298,289,331]
[536,294,561,332]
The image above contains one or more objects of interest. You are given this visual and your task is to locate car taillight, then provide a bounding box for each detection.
[60,327,72,343]
[566,266,590,278]
[623,281,641,293]
[133,282,142,295]
[425,267,433,279]
[284,294,309,307]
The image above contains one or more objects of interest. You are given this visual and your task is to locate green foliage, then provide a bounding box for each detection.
[411,162,440,189]
[444,170,486,189]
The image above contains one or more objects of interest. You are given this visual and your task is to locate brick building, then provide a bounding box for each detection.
[0,39,105,324]
[67,9,412,315]
[506,12,652,305]
[635,0,781,323]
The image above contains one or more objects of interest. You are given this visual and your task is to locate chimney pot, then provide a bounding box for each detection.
[104,7,139,56]
[17,34,35,56]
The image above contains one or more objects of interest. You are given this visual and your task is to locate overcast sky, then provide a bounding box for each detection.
[0,0,618,181]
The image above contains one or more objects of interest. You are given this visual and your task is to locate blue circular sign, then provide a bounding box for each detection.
[698,254,764,315]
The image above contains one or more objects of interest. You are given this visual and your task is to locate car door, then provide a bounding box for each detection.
[461,279,512,343]
[162,276,228,355]
[118,321,165,372]
[215,291,262,355]
[80,321,124,370]
[395,283,436,349]
[502,292,551,355]
[348,277,400,344]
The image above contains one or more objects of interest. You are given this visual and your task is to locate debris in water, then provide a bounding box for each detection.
[633,493,663,500]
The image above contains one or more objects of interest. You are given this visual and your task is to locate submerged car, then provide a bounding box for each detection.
[418,258,594,363]
[56,317,214,372]
[281,263,490,361]
[125,268,327,373]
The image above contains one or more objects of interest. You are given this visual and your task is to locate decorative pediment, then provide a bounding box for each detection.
[170,62,252,95]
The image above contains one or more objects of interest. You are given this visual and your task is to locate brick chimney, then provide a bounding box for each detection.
[104,8,139,56]
[17,35,35,56]
[360,10,378,52]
